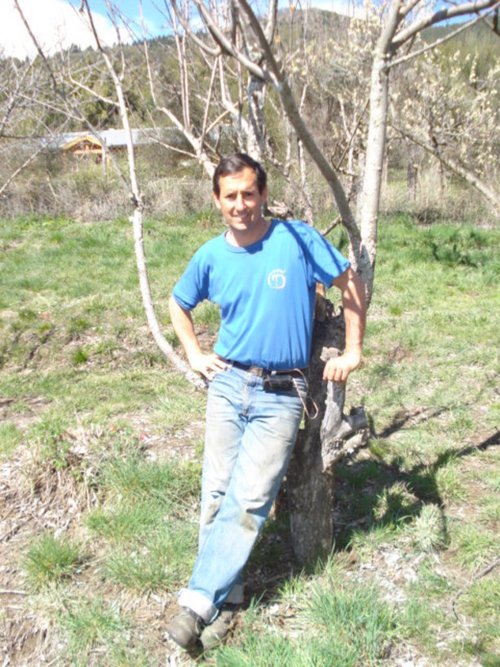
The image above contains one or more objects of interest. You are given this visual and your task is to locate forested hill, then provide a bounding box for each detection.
[422,19,500,75]
[1,7,497,136]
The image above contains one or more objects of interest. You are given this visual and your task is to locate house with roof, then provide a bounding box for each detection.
[52,128,152,162]
[34,126,188,173]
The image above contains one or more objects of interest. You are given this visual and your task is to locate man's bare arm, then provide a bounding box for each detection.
[323,268,366,383]
[168,296,228,380]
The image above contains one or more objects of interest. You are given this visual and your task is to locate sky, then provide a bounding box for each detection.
[0,0,364,59]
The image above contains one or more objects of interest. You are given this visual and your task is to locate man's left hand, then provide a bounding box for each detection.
[323,351,361,383]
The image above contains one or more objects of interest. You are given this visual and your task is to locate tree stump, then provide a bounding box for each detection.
[287,297,368,565]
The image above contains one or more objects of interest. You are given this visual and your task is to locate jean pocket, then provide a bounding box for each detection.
[208,370,223,384]
[207,367,234,389]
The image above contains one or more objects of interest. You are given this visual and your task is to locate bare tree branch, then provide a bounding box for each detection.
[389,7,496,67]
[235,0,361,253]
[200,57,220,140]
[401,0,423,17]
[191,0,267,79]
[81,0,140,202]
[393,0,500,48]
[237,0,282,81]
[67,74,119,107]
[167,0,222,57]
[13,0,60,92]
[393,123,500,214]
[0,143,44,198]
[0,61,33,137]
[78,0,206,389]
[334,99,370,172]
[265,0,279,42]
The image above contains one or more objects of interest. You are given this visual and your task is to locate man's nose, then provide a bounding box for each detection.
[235,194,246,209]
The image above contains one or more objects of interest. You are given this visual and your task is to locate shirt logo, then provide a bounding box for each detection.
[267,269,287,290]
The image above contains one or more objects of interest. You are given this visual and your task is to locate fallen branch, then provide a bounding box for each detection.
[451,556,500,620]
[0,518,31,543]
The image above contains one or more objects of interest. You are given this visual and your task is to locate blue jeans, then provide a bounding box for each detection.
[178,365,306,622]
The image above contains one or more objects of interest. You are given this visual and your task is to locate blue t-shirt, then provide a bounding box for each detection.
[172,219,349,370]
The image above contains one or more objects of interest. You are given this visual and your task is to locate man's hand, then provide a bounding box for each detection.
[188,352,228,381]
[327,268,366,383]
[169,297,228,381]
[323,351,362,383]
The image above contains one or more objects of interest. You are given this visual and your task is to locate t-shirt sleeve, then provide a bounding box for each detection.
[172,248,210,311]
[305,225,350,286]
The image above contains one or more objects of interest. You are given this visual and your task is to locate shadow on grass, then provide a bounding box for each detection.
[333,425,499,551]
[244,425,499,610]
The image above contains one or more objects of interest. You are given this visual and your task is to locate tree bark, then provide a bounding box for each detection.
[287,298,368,565]
[357,56,391,301]
[246,74,267,161]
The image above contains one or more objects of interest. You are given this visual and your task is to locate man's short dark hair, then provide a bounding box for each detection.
[213,153,267,197]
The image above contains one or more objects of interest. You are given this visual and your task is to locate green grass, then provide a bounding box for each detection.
[27,410,74,469]
[449,523,499,571]
[102,522,197,591]
[213,564,395,666]
[0,421,22,459]
[411,503,448,552]
[86,457,200,591]
[399,596,442,655]
[87,502,167,541]
[60,597,139,667]
[433,460,468,503]
[24,534,82,589]
[96,456,201,508]
[458,577,500,666]
[307,576,395,664]
[1,212,499,664]
[410,558,454,597]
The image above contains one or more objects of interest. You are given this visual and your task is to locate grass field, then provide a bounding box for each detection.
[0,212,498,666]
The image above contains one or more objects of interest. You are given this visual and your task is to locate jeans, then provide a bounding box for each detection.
[178,365,306,622]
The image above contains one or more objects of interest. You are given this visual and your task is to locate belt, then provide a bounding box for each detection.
[230,360,307,378]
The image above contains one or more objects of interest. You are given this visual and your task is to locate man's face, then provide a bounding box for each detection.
[213,167,267,237]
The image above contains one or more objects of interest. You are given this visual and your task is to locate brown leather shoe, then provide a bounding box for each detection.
[200,604,237,650]
[166,607,205,649]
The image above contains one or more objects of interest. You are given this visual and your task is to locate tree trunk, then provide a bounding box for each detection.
[357,52,390,302]
[406,159,418,203]
[131,208,206,390]
[246,74,267,161]
[287,297,368,565]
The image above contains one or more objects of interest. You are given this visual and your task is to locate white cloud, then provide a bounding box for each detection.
[1,0,366,61]
[0,0,127,59]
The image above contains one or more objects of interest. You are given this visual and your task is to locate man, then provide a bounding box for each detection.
[167,153,366,650]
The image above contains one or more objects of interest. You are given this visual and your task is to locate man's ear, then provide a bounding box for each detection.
[262,186,268,204]
[213,193,221,210]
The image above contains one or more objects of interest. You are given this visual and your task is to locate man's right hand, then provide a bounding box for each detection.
[188,352,228,381]
[169,297,229,381]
